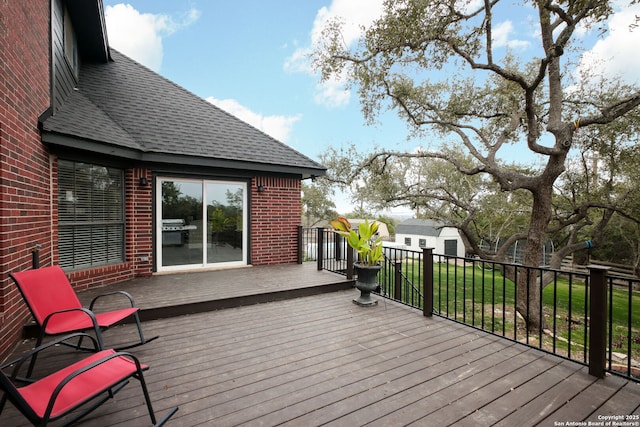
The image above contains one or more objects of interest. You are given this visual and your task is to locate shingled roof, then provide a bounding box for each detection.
[395,219,444,237]
[41,49,326,178]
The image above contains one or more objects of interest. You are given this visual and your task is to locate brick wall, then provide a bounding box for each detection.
[127,168,153,276]
[0,0,305,360]
[0,0,52,359]
[250,177,302,265]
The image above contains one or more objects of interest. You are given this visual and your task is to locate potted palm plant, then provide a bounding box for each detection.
[331,216,383,306]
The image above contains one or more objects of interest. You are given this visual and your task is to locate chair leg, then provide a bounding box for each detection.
[134,312,147,345]
[74,332,103,351]
[25,332,46,378]
[155,406,179,427]
[0,389,8,414]
[74,325,105,351]
[135,372,178,427]
[75,334,85,350]
[115,312,159,351]
[54,380,130,427]
[54,330,103,352]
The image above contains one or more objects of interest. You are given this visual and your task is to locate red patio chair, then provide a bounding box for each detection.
[10,266,158,376]
[0,333,178,426]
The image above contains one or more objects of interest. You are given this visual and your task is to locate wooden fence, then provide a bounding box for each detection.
[562,255,639,288]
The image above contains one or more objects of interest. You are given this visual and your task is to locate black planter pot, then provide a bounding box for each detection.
[353,263,381,306]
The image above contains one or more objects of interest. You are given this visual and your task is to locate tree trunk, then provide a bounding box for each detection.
[517,188,553,332]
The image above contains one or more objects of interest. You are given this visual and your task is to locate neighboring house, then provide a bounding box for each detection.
[395,219,466,257]
[0,0,325,359]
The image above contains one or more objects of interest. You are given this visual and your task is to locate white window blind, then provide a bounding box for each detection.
[58,160,124,269]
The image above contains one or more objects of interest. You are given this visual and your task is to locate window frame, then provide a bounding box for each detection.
[63,5,78,77]
[57,160,125,270]
[156,177,248,272]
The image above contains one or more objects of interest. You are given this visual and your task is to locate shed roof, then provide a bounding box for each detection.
[41,49,326,178]
[395,218,444,237]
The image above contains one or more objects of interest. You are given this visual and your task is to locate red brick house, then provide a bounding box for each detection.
[0,0,325,359]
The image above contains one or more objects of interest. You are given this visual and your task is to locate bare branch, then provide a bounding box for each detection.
[579,91,640,127]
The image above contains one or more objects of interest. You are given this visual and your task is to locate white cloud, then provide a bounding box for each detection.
[492,21,530,49]
[576,3,640,86]
[313,79,351,108]
[104,4,200,71]
[206,97,301,143]
[284,46,313,75]
[309,1,385,48]
[285,0,385,109]
[457,0,484,15]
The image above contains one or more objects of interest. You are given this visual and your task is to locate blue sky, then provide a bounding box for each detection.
[102,1,415,160]
[102,1,640,214]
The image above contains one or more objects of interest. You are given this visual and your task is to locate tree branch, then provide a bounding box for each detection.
[579,91,640,127]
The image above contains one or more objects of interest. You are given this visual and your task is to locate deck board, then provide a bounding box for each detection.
[583,381,640,419]
[415,351,560,426]
[457,359,582,425]
[78,264,351,311]
[546,375,630,423]
[493,366,598,426]
[2,264,639,426]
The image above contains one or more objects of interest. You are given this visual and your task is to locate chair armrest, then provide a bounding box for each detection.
[1,333,99,381]
[41,307,99,332]
[89,291,137,311]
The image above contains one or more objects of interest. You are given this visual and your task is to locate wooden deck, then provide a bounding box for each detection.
[2,264,639,426]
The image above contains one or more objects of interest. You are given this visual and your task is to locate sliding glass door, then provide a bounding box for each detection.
[157,178,247,271]
[206,181,245,264]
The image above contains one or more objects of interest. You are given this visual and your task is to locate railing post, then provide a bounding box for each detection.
[394,261,402,300]
[32,244,41,269]
[346,244,354,280]
[317,227,324,271]
[587,265,609,378]
[423,248,434,317]
[297,225,303,264]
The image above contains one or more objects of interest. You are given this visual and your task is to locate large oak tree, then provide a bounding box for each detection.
[313,0,640,329]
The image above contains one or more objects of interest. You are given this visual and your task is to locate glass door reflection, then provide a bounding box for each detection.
[158,178,246,270]
[206,182,245,264]
[160,180,203,267]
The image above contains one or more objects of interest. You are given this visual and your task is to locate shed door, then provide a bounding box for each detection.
[444,239,457,257]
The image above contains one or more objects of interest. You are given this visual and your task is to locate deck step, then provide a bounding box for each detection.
[139,280,354,321]
[21,277,354,338]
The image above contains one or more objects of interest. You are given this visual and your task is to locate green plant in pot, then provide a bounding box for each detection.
[331,216,383,306]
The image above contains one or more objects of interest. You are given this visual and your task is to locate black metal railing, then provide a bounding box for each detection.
[378,247,425,311]
[302,227,640,382]
[606,274,639,379]
[299,226,354,278]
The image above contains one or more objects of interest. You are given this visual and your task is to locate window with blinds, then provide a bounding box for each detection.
[58,160,125,269]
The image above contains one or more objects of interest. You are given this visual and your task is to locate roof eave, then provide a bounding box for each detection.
[42,132,327,179]
[141,152,327,179]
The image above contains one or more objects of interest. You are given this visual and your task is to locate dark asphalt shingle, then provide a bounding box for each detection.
[42,49,325,176]
[42,89,141,150]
